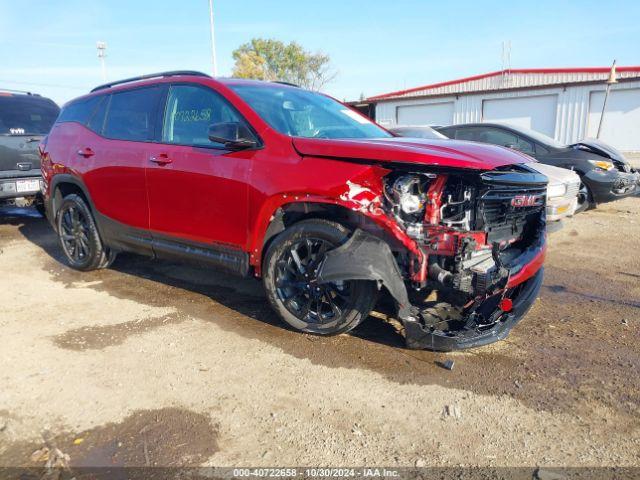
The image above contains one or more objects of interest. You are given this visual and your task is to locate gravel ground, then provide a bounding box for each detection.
[0,196,639,469]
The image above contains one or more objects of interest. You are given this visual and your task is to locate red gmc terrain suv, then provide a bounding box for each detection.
[41,71,547,350]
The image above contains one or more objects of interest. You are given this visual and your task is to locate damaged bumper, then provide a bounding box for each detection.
[318,229,545,351]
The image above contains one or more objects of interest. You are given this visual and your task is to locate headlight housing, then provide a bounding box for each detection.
[384,174,428,222]
[588,160,615,171]
[547,182,567,198]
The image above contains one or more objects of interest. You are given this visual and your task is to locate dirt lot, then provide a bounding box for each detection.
[0,195,639,469]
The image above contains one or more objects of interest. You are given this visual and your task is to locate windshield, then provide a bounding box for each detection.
[0,95,59,135]
[229,84,391,139]
[511,125,566,148]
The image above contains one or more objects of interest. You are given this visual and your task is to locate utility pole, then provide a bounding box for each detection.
[208,0,218,76]
[96,41,107,82]
[597,60,618,139]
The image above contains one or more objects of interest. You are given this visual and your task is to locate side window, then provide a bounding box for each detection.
[57,96,101,125]
[535,143,550,156]
[478,128,534,155]
[436,127,456,139]
[162,85,248,146]
[454,128,480,141]
[87,95,109,134]
[103,87,160,142]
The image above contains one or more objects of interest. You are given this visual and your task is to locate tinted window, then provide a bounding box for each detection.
[57,96,100,125]
[478,128,534,155]
[454,128,480,141]
[162,85,247,146]
[435,127,455,139]
[0,95,60,135]
[230,84,391,139]
[103,87,160,141]
[535,143,550,156]
[87,95,109,134]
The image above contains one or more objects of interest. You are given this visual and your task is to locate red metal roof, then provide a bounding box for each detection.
[368,66,640,101]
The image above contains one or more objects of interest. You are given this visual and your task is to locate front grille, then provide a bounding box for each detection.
[476,185,547,243]
[565,181,580,202]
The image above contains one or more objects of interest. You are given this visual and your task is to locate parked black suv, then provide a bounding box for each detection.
[0,90,59,213]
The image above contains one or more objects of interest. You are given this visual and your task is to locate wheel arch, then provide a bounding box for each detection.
[251,198,411,277]
[49,174,98,232]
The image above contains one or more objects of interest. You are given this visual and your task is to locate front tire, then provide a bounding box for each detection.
[574,181,594,214]
[263,219,377,336]
[56,194,116,271]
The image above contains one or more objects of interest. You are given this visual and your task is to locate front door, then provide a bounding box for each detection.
[145,83,257,272]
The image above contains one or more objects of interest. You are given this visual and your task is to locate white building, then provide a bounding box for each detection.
[371,67,640,152]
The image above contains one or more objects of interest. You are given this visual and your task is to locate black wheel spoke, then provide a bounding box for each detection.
[274,235,359,329]
[290,246,306,275]
[59,203,93,264]
[324,290,342,318]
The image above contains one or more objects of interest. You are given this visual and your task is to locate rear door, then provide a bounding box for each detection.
[80,86,161,237]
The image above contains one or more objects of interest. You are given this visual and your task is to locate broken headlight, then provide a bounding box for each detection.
[384,174,428,221]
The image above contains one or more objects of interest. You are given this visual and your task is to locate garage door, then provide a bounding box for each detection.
[482,95,558,137]
[587,88,640,152]
[396,102,454,126]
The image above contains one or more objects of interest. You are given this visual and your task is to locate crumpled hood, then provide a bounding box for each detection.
[292,137,534,170]
[571,138,628,163]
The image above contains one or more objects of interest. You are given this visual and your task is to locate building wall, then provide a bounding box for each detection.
[375,80,640,152]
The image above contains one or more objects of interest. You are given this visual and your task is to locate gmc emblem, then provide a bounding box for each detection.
[511,194,543,207]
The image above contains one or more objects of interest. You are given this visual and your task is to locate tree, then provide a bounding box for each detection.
[232,38,336,91]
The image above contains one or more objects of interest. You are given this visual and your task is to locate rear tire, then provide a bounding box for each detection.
[263,219,377,336]
[56,194,116,271]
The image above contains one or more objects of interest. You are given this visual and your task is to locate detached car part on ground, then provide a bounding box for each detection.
[391,126,581,223]
[41,71,547,351]
[436,123,640,214]
[0,90,59,213]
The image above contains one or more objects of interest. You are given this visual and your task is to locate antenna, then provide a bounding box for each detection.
[208,0,218,76]
[501,41,512,84]
[501,41,512,71]
[96,41,107,82]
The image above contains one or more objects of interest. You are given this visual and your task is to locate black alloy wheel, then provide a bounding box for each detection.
[59,204,90,262]
[56,194,116,271]
[263,219,377,335]
[275,237,354,325]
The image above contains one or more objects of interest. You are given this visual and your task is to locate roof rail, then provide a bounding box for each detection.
[272,81,300,88]
[90,70,212,93]
[0,88,40,96]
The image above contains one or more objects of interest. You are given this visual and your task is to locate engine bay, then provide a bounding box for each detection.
[382,166,547,304]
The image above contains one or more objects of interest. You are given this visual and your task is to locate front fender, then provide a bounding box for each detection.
[247,165,425,275]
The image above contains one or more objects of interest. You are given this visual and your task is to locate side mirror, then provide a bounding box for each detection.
[505,143,519,150]
[208,122,257,150]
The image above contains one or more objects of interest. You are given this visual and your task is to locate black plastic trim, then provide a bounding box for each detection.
[90,71,211,92]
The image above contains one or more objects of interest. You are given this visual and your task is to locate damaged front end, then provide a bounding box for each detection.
[317,164,548,351]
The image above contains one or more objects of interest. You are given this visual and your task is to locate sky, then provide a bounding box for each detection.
[1,0,638,105]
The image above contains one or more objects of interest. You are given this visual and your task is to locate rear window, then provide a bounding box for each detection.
[103,87,160,142]
[0,95,60,135]
[57,96,102,125]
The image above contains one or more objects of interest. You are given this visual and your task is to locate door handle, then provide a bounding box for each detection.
[77,147,95,158]
[149,154,172,165]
